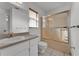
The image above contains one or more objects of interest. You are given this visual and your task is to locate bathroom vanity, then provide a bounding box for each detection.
[0,34,39,56]
[0,5,40,56]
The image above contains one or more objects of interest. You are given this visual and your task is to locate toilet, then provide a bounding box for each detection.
[38,41,48,54]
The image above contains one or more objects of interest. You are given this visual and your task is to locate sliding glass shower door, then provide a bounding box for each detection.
[41,11,71,55]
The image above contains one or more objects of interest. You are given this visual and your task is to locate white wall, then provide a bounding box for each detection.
[11,8,29,33]
[0,8,8,33]
[70,2,79,56]
[0,2,46,34]
[22,2,46,35]
[11,2,46,34]
[28,2,46,16]
[22,2,46,16]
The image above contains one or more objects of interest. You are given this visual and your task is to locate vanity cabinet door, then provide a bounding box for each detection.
[14,41,30,56]
[30,38,39,56]
[15,47,29,56]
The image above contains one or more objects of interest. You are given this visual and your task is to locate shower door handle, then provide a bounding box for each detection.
[71,25,79,28]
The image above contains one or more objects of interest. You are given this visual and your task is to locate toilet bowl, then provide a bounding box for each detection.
[38,41,47,54]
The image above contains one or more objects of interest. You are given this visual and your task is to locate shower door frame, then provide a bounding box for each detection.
[40,10,72,55]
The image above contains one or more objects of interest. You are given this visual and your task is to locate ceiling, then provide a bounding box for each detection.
[0,2,26,11]
[32,2,72,12]
[0,2,72,15]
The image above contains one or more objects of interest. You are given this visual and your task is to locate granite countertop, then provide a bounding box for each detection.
[0,34,38,49]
